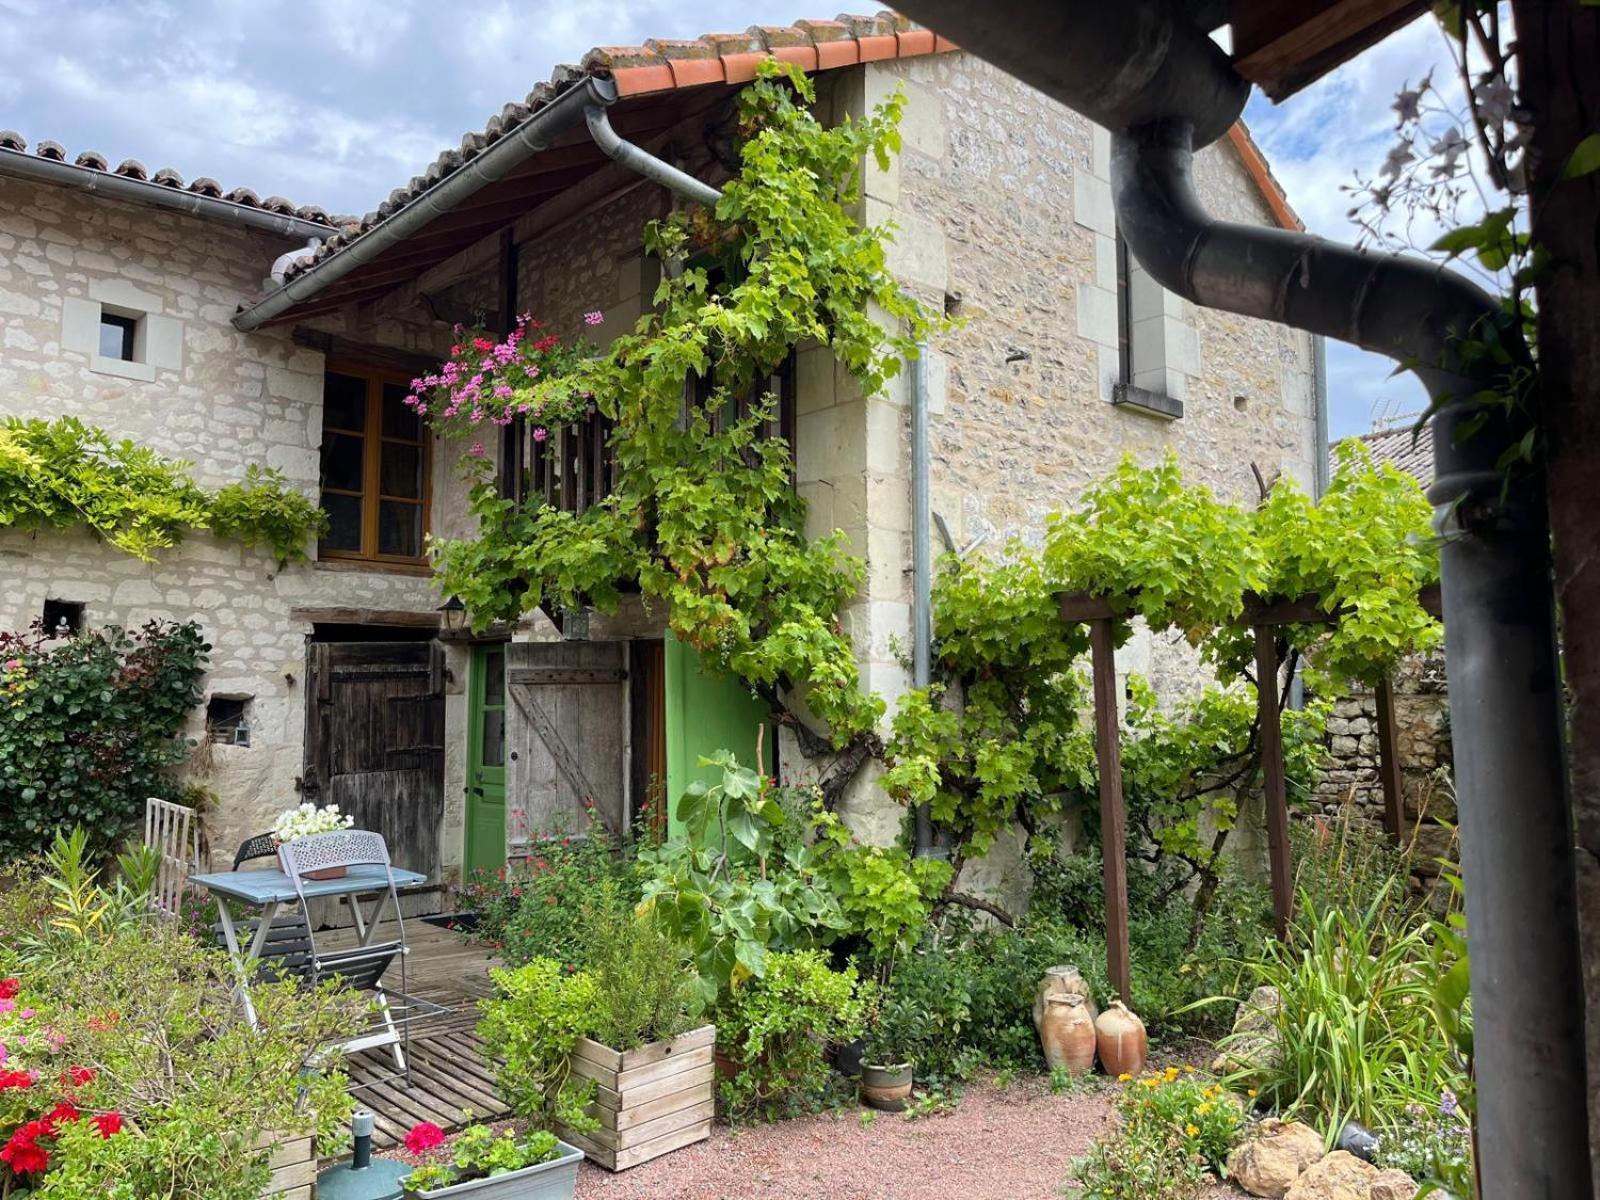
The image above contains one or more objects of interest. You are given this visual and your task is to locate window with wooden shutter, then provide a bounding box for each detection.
[318,364,432,565]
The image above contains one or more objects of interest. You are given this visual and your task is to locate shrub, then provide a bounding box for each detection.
[866,943,974,1078]
[1219,879,1465,1131]
[464,831,636,971]
[478,959,599,1131]
[0,910,357,1199]
[580,893,701,1050]
[0,619,207,861]
[714,950,873,1121]
[957,919,1110,1070]
[1068,1071,1242,1200]
[402,1123,564,1195]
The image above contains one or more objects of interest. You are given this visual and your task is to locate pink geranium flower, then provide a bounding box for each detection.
[405,1122,447,1155]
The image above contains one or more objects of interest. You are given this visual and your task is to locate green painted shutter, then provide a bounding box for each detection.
[663,633,774,838]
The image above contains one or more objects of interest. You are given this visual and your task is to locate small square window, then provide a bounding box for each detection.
[41,599,84,638]
[206,696,252,746]
[99,312,139,362]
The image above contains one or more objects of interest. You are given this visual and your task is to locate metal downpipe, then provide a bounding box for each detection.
[911,341,936,856]
[584,107,723,209]
[1114,116,1589,1200]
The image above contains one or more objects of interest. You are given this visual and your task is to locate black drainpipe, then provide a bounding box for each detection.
[895,4,1589,1195]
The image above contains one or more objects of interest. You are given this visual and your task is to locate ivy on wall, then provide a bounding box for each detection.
[0,417,327,565]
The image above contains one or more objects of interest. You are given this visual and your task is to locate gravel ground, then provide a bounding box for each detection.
[573,1076,1116,1200]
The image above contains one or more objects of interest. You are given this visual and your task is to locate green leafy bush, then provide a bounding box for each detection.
[463,830,638,971]
[714,950,873,1121]
[0,883,358,1200]
[1069,1072,1243,1200]
[0,620,207,860]
[402,1125,564,1195]
[579,891,701,1050]
[0,416,325,563]
[1218,880,1466,1132]
[478,959,599,1131]
[207,464,328,566]
[864,944,974,1077]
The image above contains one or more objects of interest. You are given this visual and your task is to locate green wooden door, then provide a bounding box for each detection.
[465,643,508,879]
[664,632,773,839]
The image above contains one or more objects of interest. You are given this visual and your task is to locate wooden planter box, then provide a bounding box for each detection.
[256,1133,315,1200]
[557,1024,715,1171]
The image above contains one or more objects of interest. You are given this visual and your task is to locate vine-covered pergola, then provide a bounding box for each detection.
[1058,584,1443,1002]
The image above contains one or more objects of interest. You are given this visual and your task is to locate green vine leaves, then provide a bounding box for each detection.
[884,447,1440,860]
[432,60,943,748]
[0,417,326,565]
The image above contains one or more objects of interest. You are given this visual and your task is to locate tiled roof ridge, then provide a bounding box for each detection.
[1346,420,1434,483]
[0,128,350,229]
[277,10,955,282]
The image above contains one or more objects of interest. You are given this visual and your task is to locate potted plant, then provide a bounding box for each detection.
[481,892,712,1172]
[859,985,918,1112]
[401,1123,583,1198]
[271,802,355,878]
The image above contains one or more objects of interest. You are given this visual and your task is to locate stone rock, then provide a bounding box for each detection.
[1210,984,1282,1074]
[1283,1151,1379,1200]
[1368,1168,1419,1200]
[1227,1120,1327,1199]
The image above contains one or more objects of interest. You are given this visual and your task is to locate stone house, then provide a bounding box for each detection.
[0,12,1318,907]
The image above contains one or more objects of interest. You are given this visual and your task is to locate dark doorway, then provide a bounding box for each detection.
[303,640,446,882]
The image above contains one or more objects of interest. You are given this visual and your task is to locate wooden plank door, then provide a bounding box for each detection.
[504,641,626,850]
[304,641,445,878]
[465,643,509,879]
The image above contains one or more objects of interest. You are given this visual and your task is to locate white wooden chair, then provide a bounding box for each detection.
[143,797,201,918]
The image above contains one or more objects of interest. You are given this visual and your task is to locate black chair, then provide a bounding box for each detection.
[217,832,314,984]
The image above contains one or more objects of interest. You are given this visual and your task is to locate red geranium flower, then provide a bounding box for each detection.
[92,1112,124,1138]
[1,1120,52,1175]
[404,1122,446,1155]
[45,1102,80,1130]
[0,1069,34,1092]
[0,979,19,1001]
[62,1065,95,1087]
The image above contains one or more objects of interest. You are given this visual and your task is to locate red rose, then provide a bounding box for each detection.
[92,1112,124,1138]
[404,1122,446,1155]
[0,979,19,1001]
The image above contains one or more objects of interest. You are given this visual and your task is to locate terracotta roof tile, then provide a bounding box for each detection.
[1347,419,1434,484]
[0,134,343,227]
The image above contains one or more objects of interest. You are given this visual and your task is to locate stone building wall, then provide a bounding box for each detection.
[0,174,479,876]
[787,54,1319,902]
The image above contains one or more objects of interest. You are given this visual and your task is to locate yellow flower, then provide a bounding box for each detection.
[1247,1088,1259,1098]
[1118,1073,1133,1083]
[1184,1065,1196,1074]
[1197,1104,1212,1115]
[1185,1124,1200,1137]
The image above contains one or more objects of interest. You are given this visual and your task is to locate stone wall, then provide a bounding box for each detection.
[0,175,478,878]
[1311,653,1456,877]
[787,54,1319,905]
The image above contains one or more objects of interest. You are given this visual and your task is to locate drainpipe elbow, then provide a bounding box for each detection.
[269,237,325,286]
[584,105,723,209]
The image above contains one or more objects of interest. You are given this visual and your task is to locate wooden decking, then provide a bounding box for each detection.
[336,920,512,1148]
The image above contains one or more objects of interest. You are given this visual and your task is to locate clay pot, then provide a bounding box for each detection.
[1032,965,1100,1034]
[1094,1000,1148,1077]
[860,1061,914,1111]
[1038,992,1097,1074]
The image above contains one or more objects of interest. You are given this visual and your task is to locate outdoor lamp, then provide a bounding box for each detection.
[436,596,468,638]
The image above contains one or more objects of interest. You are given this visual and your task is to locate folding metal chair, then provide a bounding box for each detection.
[278,830,413,1078]
[213,832,316,985]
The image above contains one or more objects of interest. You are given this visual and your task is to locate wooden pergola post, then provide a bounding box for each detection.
[1253,625,1294,940]
[1374,674,1407,843]
[1089,617,1132,1003]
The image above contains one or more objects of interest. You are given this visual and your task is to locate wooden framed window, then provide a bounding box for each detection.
[318,364,431,565]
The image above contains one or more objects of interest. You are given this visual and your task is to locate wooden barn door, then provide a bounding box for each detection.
[304,641,446,879]
[505,641,626,850]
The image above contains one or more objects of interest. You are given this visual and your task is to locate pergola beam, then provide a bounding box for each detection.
[1089,618,1132,1002]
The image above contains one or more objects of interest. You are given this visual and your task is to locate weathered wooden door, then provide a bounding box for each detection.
[303,641,445,878]
[505,641,626,849]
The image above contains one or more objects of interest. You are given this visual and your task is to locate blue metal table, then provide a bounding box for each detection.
[191,864,427,1066]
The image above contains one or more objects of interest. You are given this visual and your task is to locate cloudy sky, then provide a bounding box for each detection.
[0,1,1460,438]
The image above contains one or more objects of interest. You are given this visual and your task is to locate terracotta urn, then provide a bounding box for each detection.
[1094,1000,1149,1077]
[1038,991,1097,1073]
[1032,964,1100,1032]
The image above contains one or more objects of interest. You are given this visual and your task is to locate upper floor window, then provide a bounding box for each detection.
[318,365,430,564]
[98,312,139,362]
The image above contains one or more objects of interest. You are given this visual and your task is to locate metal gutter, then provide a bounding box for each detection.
[1312,335,1330,499]
[230,75,617,332]
[0,146,336,241]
